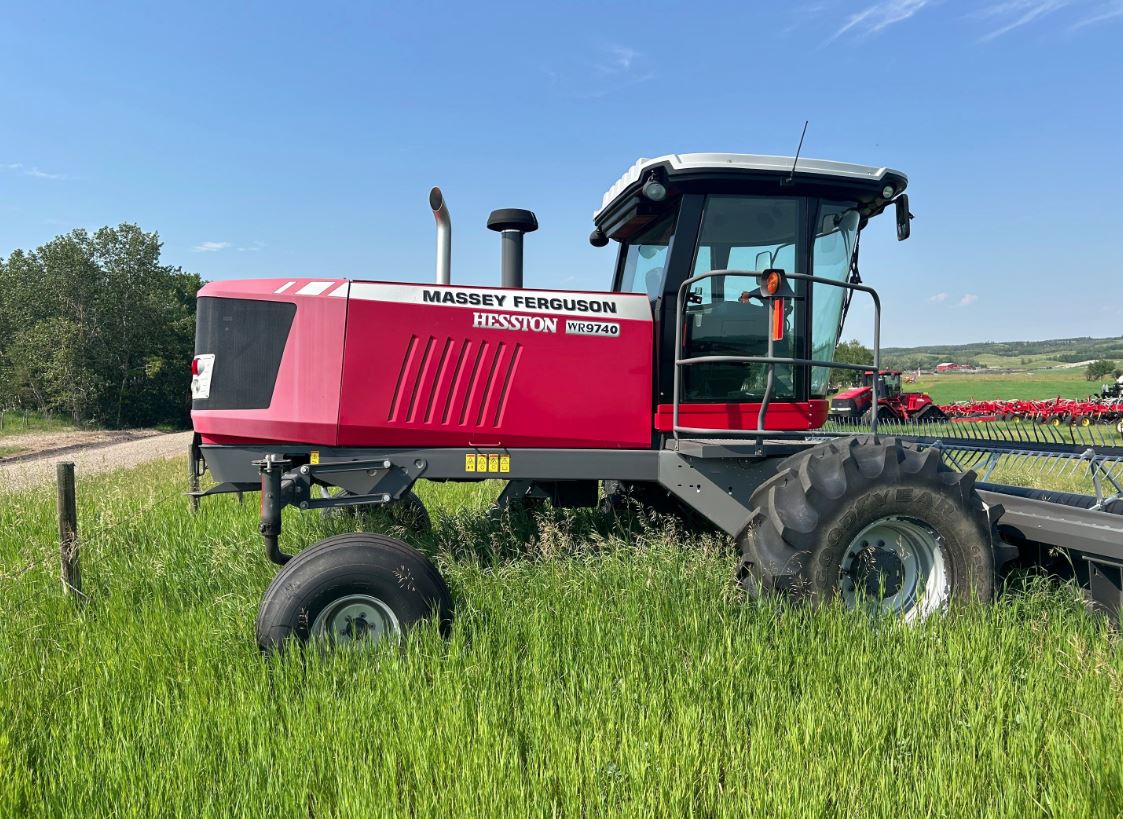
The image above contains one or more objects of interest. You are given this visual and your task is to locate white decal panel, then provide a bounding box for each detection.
[346,282,652,321]
[565,319,620,337]
[191,354,215,400]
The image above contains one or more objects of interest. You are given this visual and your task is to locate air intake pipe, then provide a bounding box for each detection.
[430,187,451,285]
[487,208,538,289]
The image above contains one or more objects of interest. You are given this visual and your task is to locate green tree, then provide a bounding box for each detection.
[1086,359,1117,382]
[0,225,202,427]
[833,339,875,387]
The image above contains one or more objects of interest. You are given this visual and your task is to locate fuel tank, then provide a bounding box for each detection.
[191,279,654,449]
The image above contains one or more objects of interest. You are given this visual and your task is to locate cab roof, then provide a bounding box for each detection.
[595,152,908,226]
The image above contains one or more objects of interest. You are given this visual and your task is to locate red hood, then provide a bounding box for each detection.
[834,385,870,401]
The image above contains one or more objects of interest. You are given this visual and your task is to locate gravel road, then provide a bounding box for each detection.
[0,431,193,492]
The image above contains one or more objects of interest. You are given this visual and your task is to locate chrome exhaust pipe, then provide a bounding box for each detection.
[429,187,451,285]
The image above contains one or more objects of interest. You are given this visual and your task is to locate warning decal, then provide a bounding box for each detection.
[464,452,511,474]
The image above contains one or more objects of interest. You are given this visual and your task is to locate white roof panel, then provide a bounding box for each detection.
[596,153,906,218]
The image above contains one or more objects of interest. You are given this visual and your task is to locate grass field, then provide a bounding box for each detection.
[3,457,1123,817]
[0,410,76,440]
[906,369,1100,404]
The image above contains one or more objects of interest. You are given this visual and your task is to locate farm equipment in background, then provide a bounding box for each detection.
[187,152,1123,652]
[829,369,946,423]
[941,397,1123,428]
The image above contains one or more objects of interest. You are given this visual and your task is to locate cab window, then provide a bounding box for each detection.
[683,196,800,402]
[619,211,675,300]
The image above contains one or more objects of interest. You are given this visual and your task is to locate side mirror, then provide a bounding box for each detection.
[895,194,912,241]
[755,250,772,270]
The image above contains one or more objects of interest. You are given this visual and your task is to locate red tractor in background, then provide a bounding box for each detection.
[829,369,946,423]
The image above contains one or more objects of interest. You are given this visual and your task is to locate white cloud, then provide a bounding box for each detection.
[976,0,1074,41]
[2,162,69,180]
[608,46,637,71]
[959,293,978,306]
[548,44,654,99]
[237,241,266,252]
[830,0,933,40]
[591,44,653,82]
[1071,0,1123,28]
[929,292,950,303]
[193,241,231,252]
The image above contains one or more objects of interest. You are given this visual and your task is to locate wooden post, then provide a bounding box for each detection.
[188,443,200,513]
[56,462,83,603]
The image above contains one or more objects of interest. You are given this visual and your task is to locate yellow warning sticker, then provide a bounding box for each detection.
[310,451,320,465]
[465,451,512,474]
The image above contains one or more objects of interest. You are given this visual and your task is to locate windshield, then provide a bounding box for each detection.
[811,202,860,395]
[619,211,676,300]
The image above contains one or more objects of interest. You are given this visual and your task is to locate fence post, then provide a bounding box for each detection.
[188,443,200,513]
[56,462,83,603]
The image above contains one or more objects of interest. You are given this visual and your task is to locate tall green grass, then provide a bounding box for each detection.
[2,459,1123,817]
[0,409,76,440]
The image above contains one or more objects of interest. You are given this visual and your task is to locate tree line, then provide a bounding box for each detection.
[0,224,202,428]
[1086,360,1120,382]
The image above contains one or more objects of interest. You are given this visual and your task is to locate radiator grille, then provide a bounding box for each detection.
[389,336,520,427]
[193,297,295,410]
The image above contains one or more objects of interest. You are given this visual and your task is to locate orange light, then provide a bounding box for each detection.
[771,299,785,341]
[762,270,783,295]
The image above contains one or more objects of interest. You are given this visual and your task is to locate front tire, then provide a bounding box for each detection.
[738,437,1002,621]
[256,532,452,653]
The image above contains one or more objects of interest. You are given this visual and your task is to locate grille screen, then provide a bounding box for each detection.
[193,297,296,410]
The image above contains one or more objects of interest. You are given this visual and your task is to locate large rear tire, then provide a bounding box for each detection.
[737,437,1003,621]
[256,532,452,653]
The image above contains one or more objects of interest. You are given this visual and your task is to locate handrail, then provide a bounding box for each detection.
[671,269,881,440]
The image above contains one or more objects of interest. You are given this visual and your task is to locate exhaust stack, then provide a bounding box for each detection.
[487,208,538,289]
[429,187,451,285]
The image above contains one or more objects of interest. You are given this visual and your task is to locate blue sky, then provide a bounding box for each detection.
[2,0,1121,346]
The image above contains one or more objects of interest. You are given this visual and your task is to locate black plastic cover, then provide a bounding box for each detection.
[193,297,296,410]
[487,208,539,233]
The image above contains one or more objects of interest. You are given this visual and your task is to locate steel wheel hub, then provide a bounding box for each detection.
[840,515,948,622]
[311,594,400,645]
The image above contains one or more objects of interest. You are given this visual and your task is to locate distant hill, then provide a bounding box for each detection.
[879,335,1123,371]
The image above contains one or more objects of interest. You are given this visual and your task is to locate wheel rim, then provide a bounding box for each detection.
[839,516,948,622]
[310,594,400,645]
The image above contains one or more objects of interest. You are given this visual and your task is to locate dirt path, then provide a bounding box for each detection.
[0,429,166,462]
[0,430,193,492]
